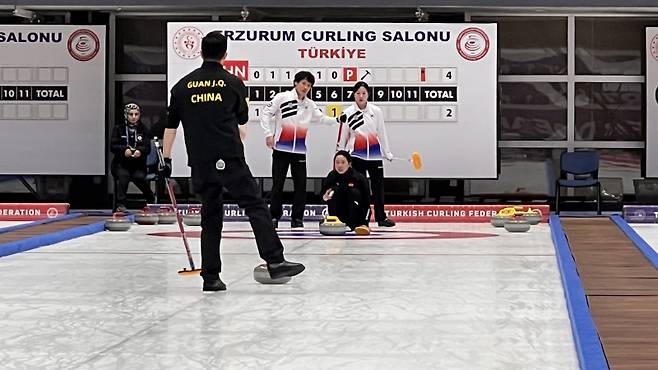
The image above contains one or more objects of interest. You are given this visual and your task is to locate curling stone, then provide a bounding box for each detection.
[521,212,542,225]
[253,263,291,284]
[490,214,512,227]
[183,207,202,226]
[503,219,531,232]
[105,213,131,231]
[157,206,177,224]
[319,215,347,236]
[497,206,522,217]
[134,207,159,225]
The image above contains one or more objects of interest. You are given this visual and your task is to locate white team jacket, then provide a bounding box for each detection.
[337,102,393,161]
[260,89,337,154]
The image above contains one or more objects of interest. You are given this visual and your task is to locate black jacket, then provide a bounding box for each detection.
[322,167,371,206]
[110,121,151,168]
[166,61,249,165]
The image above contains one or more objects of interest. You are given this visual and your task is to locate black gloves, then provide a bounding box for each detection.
[159,158,172,178]
[337,113,347,124]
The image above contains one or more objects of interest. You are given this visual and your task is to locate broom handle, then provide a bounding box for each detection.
[391,155,422,172]
[154,139,196,271]
[335,121,344,151]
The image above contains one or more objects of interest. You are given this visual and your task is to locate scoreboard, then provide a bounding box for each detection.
[0,26,105,175]
[168,23,497,178]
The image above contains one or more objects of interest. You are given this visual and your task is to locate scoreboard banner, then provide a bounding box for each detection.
[647,27,658,177]
[0,25,106,175]
[167,22,497,178]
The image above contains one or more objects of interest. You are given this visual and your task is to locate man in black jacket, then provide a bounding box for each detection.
[322,150,371,235]
[110,103,155,212]
[161,31,305,292]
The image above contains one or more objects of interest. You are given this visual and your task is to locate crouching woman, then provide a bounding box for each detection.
[322,150,371,235]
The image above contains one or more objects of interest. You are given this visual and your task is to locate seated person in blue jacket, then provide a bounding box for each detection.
[322,150,371,235]
[110,103,155,212]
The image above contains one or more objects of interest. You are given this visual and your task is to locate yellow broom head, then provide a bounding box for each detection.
[411,152,423,171]
[178,268,202,276]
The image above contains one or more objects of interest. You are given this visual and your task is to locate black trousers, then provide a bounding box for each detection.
[112,163,155,207]
[191,158,285,281]
[269,150,307,221]
[327,188,369,230]
[351,157,387,222]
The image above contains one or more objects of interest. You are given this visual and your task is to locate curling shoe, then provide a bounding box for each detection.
[203,278,227,292]
[377,218,396,227]
[291,219,304,229]
[267,260,305,280]
[354,225,371,235]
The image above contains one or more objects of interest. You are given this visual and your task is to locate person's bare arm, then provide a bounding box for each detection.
[239,125,247,141]
[163,128,177,158]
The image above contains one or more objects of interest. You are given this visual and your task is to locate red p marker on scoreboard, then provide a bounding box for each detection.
[343,67,357,82]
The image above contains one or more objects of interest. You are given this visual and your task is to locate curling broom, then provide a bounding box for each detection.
[391,152,423,172]
[154,139,202,277]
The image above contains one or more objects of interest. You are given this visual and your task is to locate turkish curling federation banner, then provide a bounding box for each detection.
[647,27,658,177]
[0,25,106,175]
[167,23,497,178]
[148,203,549,223]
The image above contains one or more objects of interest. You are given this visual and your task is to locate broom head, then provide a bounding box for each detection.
[178,268,202,276]
[411,152,423,171]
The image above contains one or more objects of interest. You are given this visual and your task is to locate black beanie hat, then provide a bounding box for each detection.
[352,81,370,94]
[334,150,352,163]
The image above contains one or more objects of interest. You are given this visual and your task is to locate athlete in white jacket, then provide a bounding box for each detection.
[261,71,339,228]
[337,81,396,227]
[338,98,393,162]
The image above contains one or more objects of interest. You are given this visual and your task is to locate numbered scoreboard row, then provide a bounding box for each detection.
[249,86,457,103]
[0,86,68,101]
[0,103,69,120]
[240,67,457,84]
[249,103,457,123]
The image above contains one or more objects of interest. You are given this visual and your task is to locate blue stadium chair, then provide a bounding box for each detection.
[555,151,601,215]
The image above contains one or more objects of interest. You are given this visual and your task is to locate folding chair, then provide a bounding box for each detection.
[555,151,601,215]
